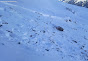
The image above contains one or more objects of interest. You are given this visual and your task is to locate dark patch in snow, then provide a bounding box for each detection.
[56,48,60,52]
[6,30,13,33]
[43,30,46,33]
[1,43,5,45]
[66,7,75,14]
[2,22,8,24]
[45,49,49,51]
[18,42,21,44]
[80,45,85,49]
[56,26,64,31]
[30,35,33,37]
[32,29,36,32]
[0,25,3,27]
[65,19,72,22]
[69,19,72,22]
[72,40,77,43]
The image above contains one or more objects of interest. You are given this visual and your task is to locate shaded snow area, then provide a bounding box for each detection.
[0,0,88,61]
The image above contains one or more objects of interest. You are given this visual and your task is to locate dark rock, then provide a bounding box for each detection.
[18,42,21,44]
[56,26,64,31]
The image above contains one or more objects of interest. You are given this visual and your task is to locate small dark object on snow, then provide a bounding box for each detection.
[43,30,45,33]
[18,42,21,44]
[6,30,12,33]
[81,45,85,49]
[32,29,36,32]
[30,35,32,37]
[0,25,2,27]
[45,49,49,51]
[69,19,72,22]
[56,26,64,31]
[35,42,38,44]
[72,40,77,43]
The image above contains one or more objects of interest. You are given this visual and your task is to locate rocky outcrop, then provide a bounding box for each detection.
[59,0,88,8]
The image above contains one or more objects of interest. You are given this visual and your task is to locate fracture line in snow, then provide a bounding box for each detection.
[1,2,63,20]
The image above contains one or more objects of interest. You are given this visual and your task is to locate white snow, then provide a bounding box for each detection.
[0,0,88,61]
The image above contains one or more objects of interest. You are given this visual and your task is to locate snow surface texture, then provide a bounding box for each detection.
[0,0,88,61]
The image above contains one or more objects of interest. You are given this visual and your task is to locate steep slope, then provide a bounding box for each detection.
[0,0,88,61]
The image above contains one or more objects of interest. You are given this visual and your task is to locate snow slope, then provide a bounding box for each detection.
[0,0,88,61]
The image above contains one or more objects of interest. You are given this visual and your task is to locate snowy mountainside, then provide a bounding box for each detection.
[0,0,88,61]
[59,0,87,2]
[59,0,88,8]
